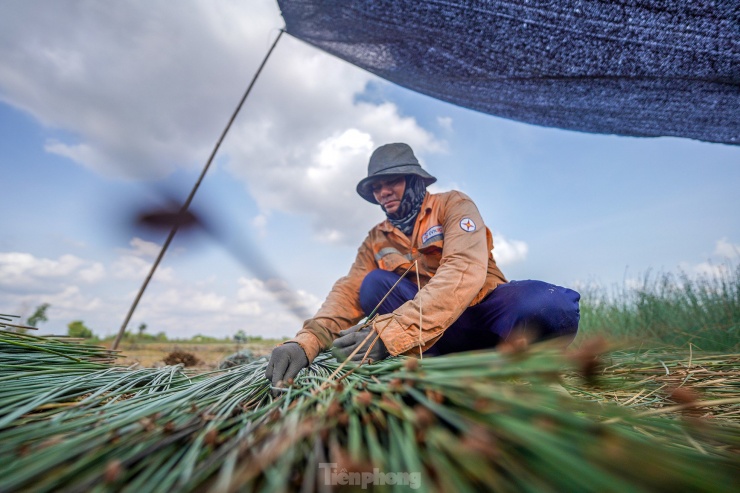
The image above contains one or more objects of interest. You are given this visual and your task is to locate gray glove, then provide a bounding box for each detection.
[265,342,308,395]
[332,324,389,363]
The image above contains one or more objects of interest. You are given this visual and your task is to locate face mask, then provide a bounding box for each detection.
[385,175,427,235]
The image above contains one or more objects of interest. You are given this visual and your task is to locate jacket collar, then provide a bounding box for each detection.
[378,191,433,233]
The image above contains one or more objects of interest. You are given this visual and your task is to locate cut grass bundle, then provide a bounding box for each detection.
[0,329,119,370]
[565,346,740,421]
[0,330,738,493]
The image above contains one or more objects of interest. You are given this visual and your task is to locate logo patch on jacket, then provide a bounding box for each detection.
[459,218,477,232]
[421,225,444,246]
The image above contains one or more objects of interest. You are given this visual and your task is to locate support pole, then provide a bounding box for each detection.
[113,29,285,350]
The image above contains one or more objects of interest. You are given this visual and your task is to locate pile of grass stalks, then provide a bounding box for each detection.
[1,331,738,492]
[564,344,740,421]
[0,315,118,369]
[576,263,740,351]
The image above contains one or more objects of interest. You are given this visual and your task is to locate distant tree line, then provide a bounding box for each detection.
[18,303,270,344]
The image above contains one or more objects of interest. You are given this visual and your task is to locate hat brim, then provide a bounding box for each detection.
[356,165,437,204]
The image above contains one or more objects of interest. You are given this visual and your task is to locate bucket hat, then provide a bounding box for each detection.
[356,143,437,204]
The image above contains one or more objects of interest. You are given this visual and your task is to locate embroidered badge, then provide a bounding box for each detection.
[421,225,444,245]
[459,217,476,232]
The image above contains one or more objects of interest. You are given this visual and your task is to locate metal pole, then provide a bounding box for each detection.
[113,29,285,349]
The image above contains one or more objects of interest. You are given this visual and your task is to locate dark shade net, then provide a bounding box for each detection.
[278,0,740,145]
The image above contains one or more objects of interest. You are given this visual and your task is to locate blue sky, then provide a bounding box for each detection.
[1,1,738,340]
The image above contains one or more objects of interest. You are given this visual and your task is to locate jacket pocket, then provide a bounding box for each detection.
[375,247,412,272]
[419,245,442,274]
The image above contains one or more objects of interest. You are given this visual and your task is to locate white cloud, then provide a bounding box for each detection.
[78,263,105,283]
[0,0,448,340]
[0,248,316,339]
[225,97,444,244]
[149,288,227,313]
[690,262,731,279]
[492,234,529,266]
[236,277,321,318]
[113,275,322,339]
[0,0,445,247]
[428,181,460,194]
[713,238,739,259]
[437,116,453,131]
[252,214,269,238]
[0,252,105,290]
[44,286,102,313]
[1,1,289,179]
[0,253,104,332]
[111,238,174,281]
[682,238,739,279]
[119,237,162,259]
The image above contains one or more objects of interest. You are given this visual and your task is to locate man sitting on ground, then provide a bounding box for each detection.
[266,143,580,389]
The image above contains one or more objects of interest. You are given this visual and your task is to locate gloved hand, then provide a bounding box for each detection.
[332,324,389,363]
[265,342,308,396]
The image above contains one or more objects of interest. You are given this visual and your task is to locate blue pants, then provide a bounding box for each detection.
[359,270,580,355]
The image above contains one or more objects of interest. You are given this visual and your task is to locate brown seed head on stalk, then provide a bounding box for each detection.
[533,416,558,433]
[568,337,609,384]
[461,425,499,458]
[669,387,699,406]
[413,404,436,429]
[104,460,123,484]
[381,395,402,415]
[497,328,534,356]
[330,440,374,474]
[355,391,374,407]
[108,431,121,445]
[473,397,490,412]
[601,432,627,461]
[426,388,445,405]
[389,378,403,391]
[404,357,419,372]
[473,397,508,414]
[38,435,65,449]
[139,417,156,431]
[204,428,219,447]
[585,427,626,461]
[290,470,303,488]
[326,399,342,418]
[17,444,30,457]
[668,386,704,418]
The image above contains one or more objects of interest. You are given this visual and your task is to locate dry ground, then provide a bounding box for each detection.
[108,341,279,369]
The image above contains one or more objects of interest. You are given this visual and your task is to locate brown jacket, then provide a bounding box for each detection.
[290,190,507,361]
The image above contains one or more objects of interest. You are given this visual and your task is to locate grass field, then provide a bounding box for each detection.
[575,263,739,351]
